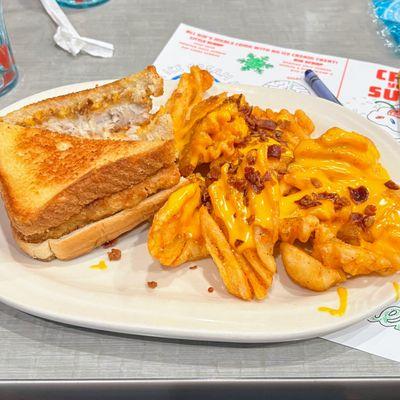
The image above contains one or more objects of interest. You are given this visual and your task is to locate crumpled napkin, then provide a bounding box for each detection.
[40,0,114,57]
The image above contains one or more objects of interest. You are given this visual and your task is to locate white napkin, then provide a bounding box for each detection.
[40,0,114,58]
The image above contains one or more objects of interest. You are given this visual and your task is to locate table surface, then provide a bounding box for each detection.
[0,0,399,381]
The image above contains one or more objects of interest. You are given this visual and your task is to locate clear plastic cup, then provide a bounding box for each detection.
[0,1,17,96]
[56,0,109,8]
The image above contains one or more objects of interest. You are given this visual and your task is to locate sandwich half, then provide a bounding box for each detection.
[0,122,181,260]
[2,66,166,140]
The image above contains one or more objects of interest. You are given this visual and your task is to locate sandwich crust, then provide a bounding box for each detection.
[13,180,186,261]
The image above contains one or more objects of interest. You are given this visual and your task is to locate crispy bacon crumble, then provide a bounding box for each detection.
[364,204,377,216]
[348,186,369,204]
[295,194,322,209]
[107,248,121,261]
[102,238,118,248]
[267,144,282,159]
[385,180,399,190]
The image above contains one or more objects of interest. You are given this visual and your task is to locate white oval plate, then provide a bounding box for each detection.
[0,80,399,343]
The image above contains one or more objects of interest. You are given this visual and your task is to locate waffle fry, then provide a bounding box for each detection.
[199,206,253,300]
[148,180,208,266]
[281,242,346,291]
[179,94,249,176]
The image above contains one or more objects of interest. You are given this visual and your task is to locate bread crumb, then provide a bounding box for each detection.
[189,265,198,270]
[108,248,121,261]
[147,281,158,289]
[208,287,214,293]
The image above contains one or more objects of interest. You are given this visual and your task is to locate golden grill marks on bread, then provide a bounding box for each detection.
[0,122,178,240]
[17,165,180,243]
[13,182,185,261]
[2,66,163,139]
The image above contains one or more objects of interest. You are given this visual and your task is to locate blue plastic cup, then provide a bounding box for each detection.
[0,1,17,96]
[56,0,109,8]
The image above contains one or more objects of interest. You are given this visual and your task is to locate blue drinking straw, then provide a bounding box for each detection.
[304,69,342,105]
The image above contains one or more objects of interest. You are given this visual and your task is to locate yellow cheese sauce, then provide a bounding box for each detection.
[208,139,282,252]
[282,128,400,270]
[393,282,400,301]
[90,260,108,270]
[159,182,203,241]
[318,287,348,317]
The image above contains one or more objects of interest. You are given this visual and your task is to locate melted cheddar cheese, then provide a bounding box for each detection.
[318,287,348,317]
[393,282,400,301]
[161,181,203,241]
[208,139,284,252]
[282,128,400,269]
[90,260,108,270]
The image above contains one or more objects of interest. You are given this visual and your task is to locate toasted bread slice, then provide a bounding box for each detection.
[17,164,180,243]
[0,122,178,238]
[3,66,163,139]
[14,179,186,261]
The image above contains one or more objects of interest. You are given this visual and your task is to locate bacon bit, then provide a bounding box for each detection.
[228,162,239,174]
[334,196,350,211]
[102,238,118,248]
[257,119,277,130]
[295,195,322,209]
[348,186,369,204]
[245,114,277,131]
[243,188,249,207]
[274,130,283,140]
[267,144,282,159]
[201,190,211,205]
[350,212,364,225]
[277,171,285,181]
[262,171,272,182]
[147,281,158,289]
[350,212,375,230]
[208,164,221,181]
[385,180,400,190]
[337,210,376,246]
[315,192,336,200]
[363,216,375,229]
[244,167,264,194]
[336,196,348,209]
[228,177,247,192]
[239,103,252,116]
[246,149,257,165]
[364,204,377,216]
[311,178,322,188]
[234,239,244,247]
[310,192,350,211]
[259,132,271,141]
[244,114,256,129]
[189,265,198,270]
[247,215,255,225]
[235,135,251,148]
[208,287,214,293]
[107,248,121,261]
